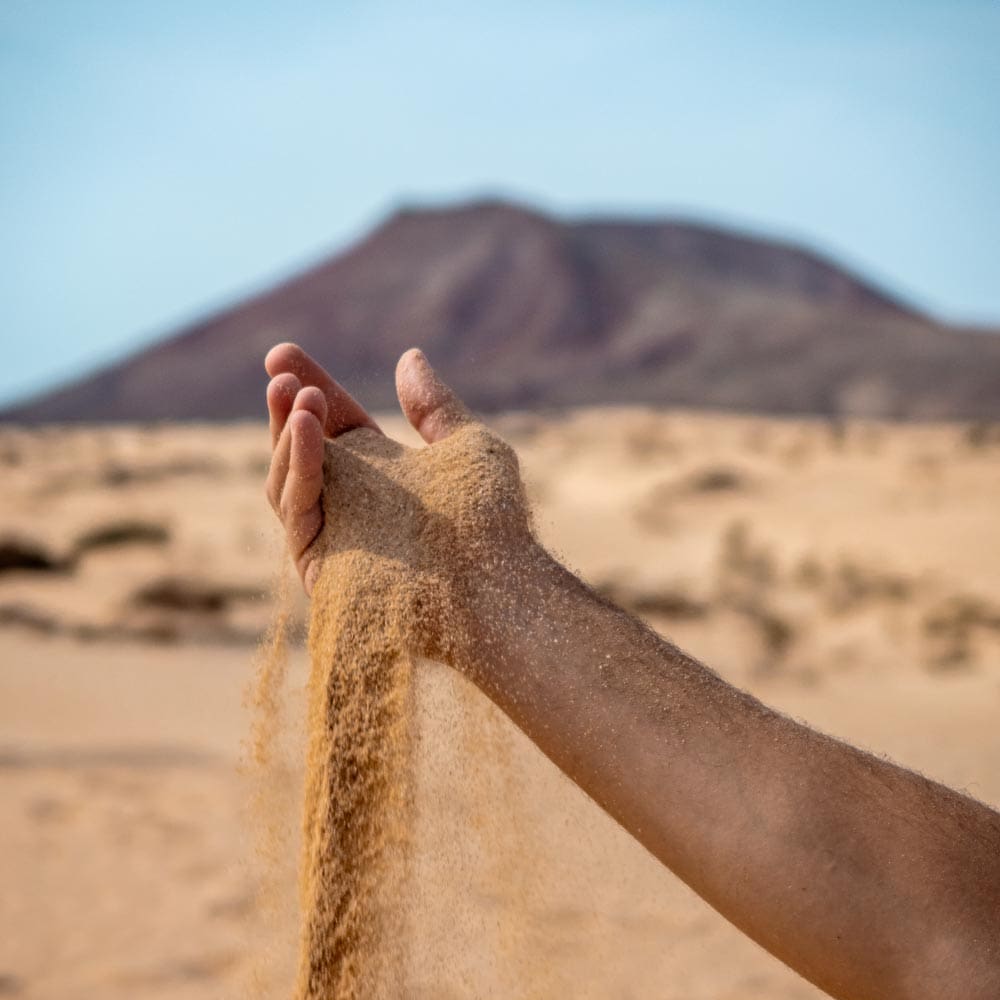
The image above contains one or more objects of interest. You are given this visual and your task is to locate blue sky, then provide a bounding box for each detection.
[1,0,998,407]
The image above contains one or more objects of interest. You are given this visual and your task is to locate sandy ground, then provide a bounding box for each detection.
[1,410,999,999]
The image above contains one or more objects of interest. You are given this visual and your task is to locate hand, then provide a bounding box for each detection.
[263,343,530,602]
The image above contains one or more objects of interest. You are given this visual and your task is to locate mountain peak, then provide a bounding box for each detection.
[4,201,998,423]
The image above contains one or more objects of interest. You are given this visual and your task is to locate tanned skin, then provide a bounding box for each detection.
[264,342,1000,1000]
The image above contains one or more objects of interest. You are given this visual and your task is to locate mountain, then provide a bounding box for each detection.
[5,200,1000,422]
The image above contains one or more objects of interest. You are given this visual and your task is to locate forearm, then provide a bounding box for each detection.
[467,546,1000,1000]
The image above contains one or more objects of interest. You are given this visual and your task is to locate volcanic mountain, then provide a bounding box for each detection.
[6,200,999,422]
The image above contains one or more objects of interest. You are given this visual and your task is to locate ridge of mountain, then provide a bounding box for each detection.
[5,199,998,423]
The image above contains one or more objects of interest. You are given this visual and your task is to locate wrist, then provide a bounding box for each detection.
[457,540,569,696]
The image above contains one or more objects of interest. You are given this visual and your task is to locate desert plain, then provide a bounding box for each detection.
[2,407,999,999]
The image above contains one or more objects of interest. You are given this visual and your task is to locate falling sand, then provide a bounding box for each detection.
[287,421,531,998]
[248,421,685,997]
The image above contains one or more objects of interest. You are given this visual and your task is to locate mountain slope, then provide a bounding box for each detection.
[6,200,999,422]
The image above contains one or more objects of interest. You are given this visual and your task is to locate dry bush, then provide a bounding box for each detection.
[793,555,826,589]
[632,589,708,620]
[684,464,749,494]
[130,576,264,613]
[0,602,60,634]
[963,421,1000,450]
[732,598,797,661]
[824,559,913,614]
[922,594,1000,672]
[826,420,848,450]
[0,536,68,574]
[98,455,226,488]
[595,578,707,621]
[73,519,170,556]
[716,520,777,600]
[634,466,753,535]
[713,524,800,670]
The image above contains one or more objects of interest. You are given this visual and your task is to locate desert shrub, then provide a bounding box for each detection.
[130,576,264,613]
[0,602,60,634]
[685,464,748,494]
[99,456,225,488]
[717,520,776,594]
[922,601,973,670]
[964,422,1000,449]
[631,589,708,620]
[826,420,848,450]
[920,595,1000,671]
[745,602,795,658]
[634,466,752,535]
[0,536,67,574]
[825,559,913,614]
[594,580,709,621]
[793,555,825,589]
[597,578,708,621]
[73,519,170,556]
[724,595,797,665]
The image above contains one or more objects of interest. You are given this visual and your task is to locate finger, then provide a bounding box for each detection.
[266,425,292,514]
[266,386,326,513]
[265,342,381,439]
[395,348,474,444]
[281,409,326,569]
[267,373,301,448]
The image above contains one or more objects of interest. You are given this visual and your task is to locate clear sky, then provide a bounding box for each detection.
[2,0,998,407]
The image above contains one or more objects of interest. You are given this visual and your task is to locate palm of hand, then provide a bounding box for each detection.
[264,343,533,668]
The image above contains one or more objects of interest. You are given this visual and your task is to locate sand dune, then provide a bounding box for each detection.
[1,410,998,998]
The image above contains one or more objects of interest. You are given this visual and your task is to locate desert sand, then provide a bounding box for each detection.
[2,409,999,999]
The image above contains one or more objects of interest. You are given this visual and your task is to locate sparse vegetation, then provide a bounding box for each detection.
[73,519,170,556]
[130,576,265,613]
[99,456,226,488]
[826,420,848,450]
[716,520,777,599]
[0,536,67,574]
[733,597,797,661]
[963,421,1000,449]
[824,559,913,615]
[922,595,1000,672]
[0,602,60,634]
[634,465,753,534]
[596,579,707,621]
[793,556,825,589]
[685,464,748,494]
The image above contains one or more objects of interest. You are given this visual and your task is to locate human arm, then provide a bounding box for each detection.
[468,544,1000,1000]
[263,343,1000,1000]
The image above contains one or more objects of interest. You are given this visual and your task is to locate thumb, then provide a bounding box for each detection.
[395,348,474,445]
